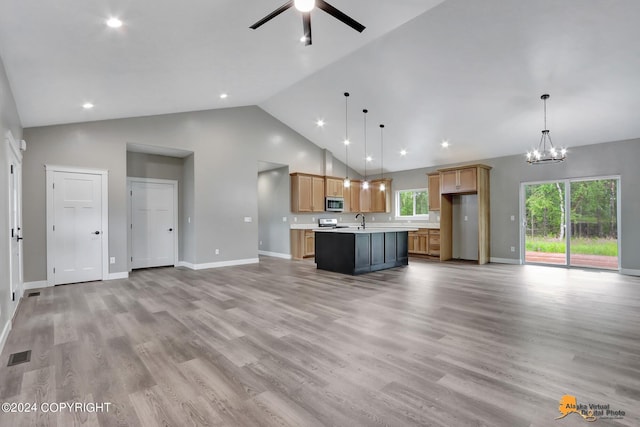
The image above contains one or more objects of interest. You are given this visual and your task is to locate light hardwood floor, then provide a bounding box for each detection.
[1,257,639,426]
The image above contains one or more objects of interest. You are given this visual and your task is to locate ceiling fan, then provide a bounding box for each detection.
[250,0,366,46]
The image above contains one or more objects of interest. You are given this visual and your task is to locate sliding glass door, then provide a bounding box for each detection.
[524,182,567,265]
[569,179,619,269]
[522,177,619,270]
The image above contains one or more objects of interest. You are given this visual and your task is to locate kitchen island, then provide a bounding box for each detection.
[314,227,417,275]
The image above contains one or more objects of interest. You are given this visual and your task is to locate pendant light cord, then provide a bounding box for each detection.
[344,92,349,180]
[380,124,384,180]
[363,109,368,182]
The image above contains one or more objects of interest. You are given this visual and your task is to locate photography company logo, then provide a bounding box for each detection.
[555,395,626,422]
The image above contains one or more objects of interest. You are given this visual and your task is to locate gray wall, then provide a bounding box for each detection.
[126,152,189,261]
[0,54,23,340]
[22,106,330,281]
[258,166,290,255]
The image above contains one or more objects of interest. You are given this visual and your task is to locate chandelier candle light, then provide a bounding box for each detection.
[379,124,385,191]
[343,92,351,188]
[527,93,567,164]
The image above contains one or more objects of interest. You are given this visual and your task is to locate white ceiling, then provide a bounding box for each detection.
[2,0,640,173]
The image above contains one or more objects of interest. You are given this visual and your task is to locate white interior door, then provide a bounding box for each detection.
[6,133,24,303]
[130,180,176,269]
[52,171,103,284]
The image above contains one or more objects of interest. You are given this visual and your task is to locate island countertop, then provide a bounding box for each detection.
[313,227,419,234]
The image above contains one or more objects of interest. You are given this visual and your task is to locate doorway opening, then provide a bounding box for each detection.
[522,177,620,270]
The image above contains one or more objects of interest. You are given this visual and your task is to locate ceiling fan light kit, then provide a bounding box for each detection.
[250,0,366,46]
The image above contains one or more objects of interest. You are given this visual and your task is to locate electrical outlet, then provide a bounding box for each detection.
[110,257,115,264]
[294,217,297,222]
[188,216,191,223]
[282,217,287,222]
[259,241,262,246]
[388,216,392,221]
[464,215,468,221]
[312,217,315,222]
[372,216,375,221]
[510,246,515,252]
[215,249,219,255]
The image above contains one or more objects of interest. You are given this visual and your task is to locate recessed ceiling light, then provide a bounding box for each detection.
[300,36,308,43]
[441,141,450,148]
[106,17,123,28]
[366,156,372,162]
[83,102,94,109]
[400,149,407,156]
[316,119,325,127]
[344,139,350,146]
[220,93,228,99]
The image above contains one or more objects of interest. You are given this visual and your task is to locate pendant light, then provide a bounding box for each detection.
[527,93,567,164]
[379,124,385,191]
[343,92,351,188]
[362,109,369,190]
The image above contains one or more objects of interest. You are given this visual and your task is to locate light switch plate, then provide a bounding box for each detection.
[109,257,115,264]
[244,217,252,223]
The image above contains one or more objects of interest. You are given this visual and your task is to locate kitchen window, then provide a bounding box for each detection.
[396,189,429,218]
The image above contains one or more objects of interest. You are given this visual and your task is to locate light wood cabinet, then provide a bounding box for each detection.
[290,173,325,212]
[428,173,440,211]
[440,167,477,194]
[438,164,491,264]
[359,184,371,213]
[291,229,315,259]
[370,179,392,213]
[344,180,361,213]
[325,177,344,198]
[408,228,440,256]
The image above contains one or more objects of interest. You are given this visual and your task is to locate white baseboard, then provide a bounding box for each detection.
[106,272,129,280]
[258,250,292,260]
[490,257,521,265]
[24,280,49,290]
[177,258,259,271]
[621,268,640,277]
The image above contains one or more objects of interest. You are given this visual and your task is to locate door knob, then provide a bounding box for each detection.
[93,231,101,235]
[16,236,23,242]
[168,228,173,232]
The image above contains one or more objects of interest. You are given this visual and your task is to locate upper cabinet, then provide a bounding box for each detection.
[440,167,477,194]
[344,180,361,213]
[290,173,325,212]
[370,179,392,213]
[427,173,440,211]
[325,177,344,198]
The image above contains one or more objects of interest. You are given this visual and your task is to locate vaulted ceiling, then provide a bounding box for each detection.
[1,0,639,173]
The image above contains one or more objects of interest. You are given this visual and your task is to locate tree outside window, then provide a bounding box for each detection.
[397,189,429,218]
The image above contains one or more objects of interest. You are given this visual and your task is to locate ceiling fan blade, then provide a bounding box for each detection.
[250,1,294,29]
[302,13,312,45]
[316,0,366,33]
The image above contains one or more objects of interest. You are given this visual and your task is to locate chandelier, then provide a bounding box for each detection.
[527,94,567,164]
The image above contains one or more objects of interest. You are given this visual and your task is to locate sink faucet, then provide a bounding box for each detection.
[355,213,366,230]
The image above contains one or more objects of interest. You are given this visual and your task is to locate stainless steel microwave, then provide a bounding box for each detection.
[325,197,344,212]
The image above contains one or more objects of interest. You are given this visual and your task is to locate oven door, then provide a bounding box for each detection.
[325,197,344,212]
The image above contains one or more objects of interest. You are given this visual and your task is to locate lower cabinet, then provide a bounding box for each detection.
[291,229,315,260]
[408,228,440,256]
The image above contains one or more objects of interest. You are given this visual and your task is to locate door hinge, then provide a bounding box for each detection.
[11,228,14,238]
[53,225,55,231]
[12,292,15,301]
[130,257,133,262]
[130,190,132,196]
[130,224,132,229]
[53,267,56,274]
[53,182,55,189]
[10,164,13,174]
